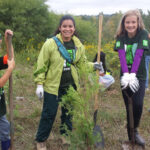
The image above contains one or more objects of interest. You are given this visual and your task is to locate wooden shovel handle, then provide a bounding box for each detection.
[94,14,103,111]
[7,34,12,59]
[97,15,103,64]
[123,90,135,145]
[7,33,14,150]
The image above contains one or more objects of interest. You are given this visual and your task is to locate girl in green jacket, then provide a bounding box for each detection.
[34,15,103,150]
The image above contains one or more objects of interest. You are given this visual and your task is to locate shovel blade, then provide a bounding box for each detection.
[93,125,104,148]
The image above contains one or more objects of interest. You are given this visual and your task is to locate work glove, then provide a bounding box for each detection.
[94,62,104,73]
[120,73,130,89]
[36,85,44,100]
[129,73,139,93]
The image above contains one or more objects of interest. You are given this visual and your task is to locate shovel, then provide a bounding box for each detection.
[93,109,104,148]
[7,33,14,150]
[93,14,104,149]
[123,89,135,150]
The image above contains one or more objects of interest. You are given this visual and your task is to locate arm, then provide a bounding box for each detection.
[5,29,14,59]
[118,49,129,73]
[131,49,144,73]
[0,58,15,87]
[114,37,129,73]
[34,40,51,100]
[118,49,130,90]
[34,40,51,85]
[0,29,15,87]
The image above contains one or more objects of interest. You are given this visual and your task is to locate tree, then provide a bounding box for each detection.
[0,0,52,50]
[103,12,122,43]
[75,16,97,44]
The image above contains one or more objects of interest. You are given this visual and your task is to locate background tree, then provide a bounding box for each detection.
[0,1,150,51]
[75,16,97,44]
[103,12,122,43]
[0,0,53,50]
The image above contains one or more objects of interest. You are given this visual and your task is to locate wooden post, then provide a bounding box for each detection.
[7,34,14,150]
[124,91,135,150]
[93,14,105,149]
[94,14,103,112]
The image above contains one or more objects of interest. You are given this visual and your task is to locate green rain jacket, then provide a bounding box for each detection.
[34,33,94,96]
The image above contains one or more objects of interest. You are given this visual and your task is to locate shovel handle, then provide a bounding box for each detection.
[123,90,135,145]
[94,14,103,111]
[7,34,12,59]
[7,33,14,150]
[97,15,103,64]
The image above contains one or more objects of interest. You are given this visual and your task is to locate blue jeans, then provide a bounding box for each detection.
[145,55,150,88]
[0,115,10,141]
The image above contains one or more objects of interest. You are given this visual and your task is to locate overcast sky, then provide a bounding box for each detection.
[45,0,150,15]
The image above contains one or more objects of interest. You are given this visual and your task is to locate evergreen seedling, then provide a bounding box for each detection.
[61,63,102,150]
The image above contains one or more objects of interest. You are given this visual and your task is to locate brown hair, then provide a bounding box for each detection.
[115,9,145,38]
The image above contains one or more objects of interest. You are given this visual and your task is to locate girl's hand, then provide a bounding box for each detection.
[5,29,13,42]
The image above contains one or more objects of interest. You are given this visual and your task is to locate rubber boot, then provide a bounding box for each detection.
[1,139,11,150]
[36,142,47,150]
[134,129,145,147]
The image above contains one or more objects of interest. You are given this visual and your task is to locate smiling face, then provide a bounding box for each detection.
[59,19,75,42]
[124,15,138,38]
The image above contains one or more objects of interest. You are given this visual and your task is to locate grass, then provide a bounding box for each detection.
[3,51,150,150]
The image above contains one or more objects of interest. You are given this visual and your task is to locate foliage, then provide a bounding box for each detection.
[103,40,120,71]
[0,0,150,52]
[142,10,150,32]
[75,16,98,44]
[84,42,98,61]
[102,12,122,43]
[15,38,41,66]
[0,0,52,50]
[60,63,102,150]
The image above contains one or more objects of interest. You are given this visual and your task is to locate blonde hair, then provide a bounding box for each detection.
[115,9,145,38]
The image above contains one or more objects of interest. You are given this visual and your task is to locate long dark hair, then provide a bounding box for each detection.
[54,15,78,37]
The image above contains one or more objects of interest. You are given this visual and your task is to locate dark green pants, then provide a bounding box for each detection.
[36,89,72,142]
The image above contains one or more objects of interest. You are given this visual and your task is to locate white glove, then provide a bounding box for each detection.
[129,73,139,93]
[121,73,130,89]
[36,85,44,100]
[94,62,104,73]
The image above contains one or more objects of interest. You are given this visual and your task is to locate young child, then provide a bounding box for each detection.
[114,9,149,146]
[0,29,15,150]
